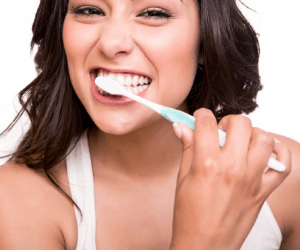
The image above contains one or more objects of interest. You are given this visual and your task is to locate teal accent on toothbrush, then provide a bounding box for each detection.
[161,106,195,130]
[160,106,226,148]
[158,107,284,172]
[95,76,286,172]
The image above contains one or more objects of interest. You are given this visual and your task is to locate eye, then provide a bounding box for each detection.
[70,6,104,17]
[137,8,172,19]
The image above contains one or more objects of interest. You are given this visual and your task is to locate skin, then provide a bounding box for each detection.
[62,0,200,184]
[0,0,299,249]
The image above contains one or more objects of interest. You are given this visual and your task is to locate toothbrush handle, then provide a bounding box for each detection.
[160,106,285,172]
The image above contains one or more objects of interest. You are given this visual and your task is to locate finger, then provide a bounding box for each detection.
[261,142,292,197]
[192,108,220,173]
[173,122,194,185]
[218,115,252,159]
[247,128,275,181]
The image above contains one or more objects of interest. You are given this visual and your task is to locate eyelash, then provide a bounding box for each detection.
[70,6,104,17]
[138,8,173,19]
[70,6,173,20]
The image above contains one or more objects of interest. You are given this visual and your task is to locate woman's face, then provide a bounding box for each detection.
[63,0,200,134]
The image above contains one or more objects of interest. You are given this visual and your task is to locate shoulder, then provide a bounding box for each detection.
[0,161,77,250]
[267,134,300,249]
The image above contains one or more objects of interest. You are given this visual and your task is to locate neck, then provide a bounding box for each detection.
[88,117,183,182]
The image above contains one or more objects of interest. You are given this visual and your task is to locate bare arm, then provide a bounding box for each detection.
[0,162,70,250]
[267,135,300,249]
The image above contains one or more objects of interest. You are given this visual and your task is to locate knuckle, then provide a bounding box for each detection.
[227,115,252,129]
[251,128,261,139]
[194,108,214,118]
[227,159,246,179]
[258,134,274,148]
[234,115,252,129]
[229,166,244,180]
[191,156,222,177]
[200,116,217,129]
[253,129,274,148]
[201,157,220,171]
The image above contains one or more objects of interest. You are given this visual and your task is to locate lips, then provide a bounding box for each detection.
[90,68,152,105]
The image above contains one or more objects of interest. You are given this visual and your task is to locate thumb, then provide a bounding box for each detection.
[173,123,194,185]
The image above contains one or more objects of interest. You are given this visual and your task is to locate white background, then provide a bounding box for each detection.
[0,0,299,158]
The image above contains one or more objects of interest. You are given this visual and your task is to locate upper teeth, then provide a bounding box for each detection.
[96,69,151,87]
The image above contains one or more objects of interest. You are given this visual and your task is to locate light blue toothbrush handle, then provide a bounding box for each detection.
[161,106,196,129]
[160,106,285,172]
[160,106,226,147]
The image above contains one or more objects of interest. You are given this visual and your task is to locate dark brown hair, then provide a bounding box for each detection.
[2,0,261,212]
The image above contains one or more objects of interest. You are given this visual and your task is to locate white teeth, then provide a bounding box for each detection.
[116,74,125,85]
[127,86,133,92]
[132,75,139,86]
[95,69,152,90]
[132,86,139,94]
[107,73,114,79]
[138,76,144,85]
[138,85,144,92]
[124,75,131,86]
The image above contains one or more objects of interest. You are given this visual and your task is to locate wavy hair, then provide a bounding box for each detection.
[2,0,261,213]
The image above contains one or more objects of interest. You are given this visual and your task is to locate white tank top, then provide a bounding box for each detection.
[66,131,282,250]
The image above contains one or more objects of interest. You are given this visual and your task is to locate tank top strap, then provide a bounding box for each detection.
[241,201,282,249]
[262,201,282,244]
[66,130,97,250]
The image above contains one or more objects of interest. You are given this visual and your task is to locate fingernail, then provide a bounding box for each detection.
[173,123,182,139]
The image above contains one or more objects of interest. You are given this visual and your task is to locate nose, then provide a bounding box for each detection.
[97,19,134,59]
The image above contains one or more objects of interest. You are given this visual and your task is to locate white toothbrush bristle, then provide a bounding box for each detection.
[95,76,124,95]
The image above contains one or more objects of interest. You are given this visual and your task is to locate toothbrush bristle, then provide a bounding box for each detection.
[95,76,124,95]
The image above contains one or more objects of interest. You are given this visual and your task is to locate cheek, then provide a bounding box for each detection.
[62,17,97,117]
[144,30,197,67]
[62,16,99,101]
[62,16,98,73]
[136,21,199,107]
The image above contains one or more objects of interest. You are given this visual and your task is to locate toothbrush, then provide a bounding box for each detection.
[95,76,286,172]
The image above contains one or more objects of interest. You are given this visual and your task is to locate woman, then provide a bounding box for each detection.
[0,0,299,249]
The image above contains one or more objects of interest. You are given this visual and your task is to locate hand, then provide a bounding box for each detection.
[170,108,291,250]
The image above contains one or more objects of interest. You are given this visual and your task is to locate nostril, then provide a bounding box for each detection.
[96,28,134,59]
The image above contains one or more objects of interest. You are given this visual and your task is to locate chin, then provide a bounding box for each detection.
[95,120,138,136]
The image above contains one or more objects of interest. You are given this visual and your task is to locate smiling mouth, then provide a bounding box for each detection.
[91,69,152,96]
